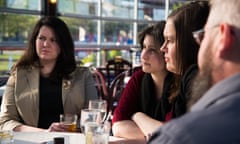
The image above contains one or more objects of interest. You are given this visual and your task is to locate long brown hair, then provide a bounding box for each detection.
[167,1,210,102]
[12,16,76,81]
[169,1,209,76]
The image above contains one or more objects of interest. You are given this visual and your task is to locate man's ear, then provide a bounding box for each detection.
[218,23,233,58]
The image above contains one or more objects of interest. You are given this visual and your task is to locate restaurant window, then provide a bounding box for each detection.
[0,0,42,45]
[58,0,98,16]
[101,20,133,45]
[138,0,165,21]
[60,16,98,45]
[0,0,189,75]
[1,0,41,10]
[0,13,39,44]
[102,0,134,19]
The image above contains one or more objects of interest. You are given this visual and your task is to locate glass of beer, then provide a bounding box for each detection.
[60,114,78,132]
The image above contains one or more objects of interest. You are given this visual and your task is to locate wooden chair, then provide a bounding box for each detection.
[105,56,132,87]
[107,71,128,114]
[90,66,109,100]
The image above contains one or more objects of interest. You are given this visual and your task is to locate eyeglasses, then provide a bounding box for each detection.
[192,25,219,44]
[192,29,205,45]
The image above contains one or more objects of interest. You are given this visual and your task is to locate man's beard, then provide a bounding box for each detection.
[187,51,213,110]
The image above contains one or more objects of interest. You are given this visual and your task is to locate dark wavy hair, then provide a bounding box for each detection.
[13,16,76,80]
[137,21,175,121]
[138,21,166,49]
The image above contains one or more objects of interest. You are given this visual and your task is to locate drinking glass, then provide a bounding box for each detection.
[60,114,78,132]
[0,130,14,144]
[88,100,107,123]
[80,109,100,133]
[85,122,110,144]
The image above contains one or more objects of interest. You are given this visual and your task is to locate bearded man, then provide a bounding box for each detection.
[148,0,240,143]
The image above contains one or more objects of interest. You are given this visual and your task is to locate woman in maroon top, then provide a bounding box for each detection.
[112,21,175,140]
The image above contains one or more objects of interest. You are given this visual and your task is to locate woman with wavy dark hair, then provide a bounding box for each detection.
[112,21,175,140]
[0,16,97,132]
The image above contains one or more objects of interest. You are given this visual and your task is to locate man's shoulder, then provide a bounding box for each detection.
[148,112,210,144]
[148,115,194,144]
[149,98,240,144]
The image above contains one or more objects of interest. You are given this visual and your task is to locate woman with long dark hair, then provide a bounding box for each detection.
[0,17,97,132]
[161,0,209,117]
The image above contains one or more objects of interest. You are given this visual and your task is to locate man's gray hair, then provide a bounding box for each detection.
[209,0,240,28]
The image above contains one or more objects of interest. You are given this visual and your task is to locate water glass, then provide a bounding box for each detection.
[88,100,107,122]
[89,100,107,110]
[85,122,110,144]
[80,109,101,133]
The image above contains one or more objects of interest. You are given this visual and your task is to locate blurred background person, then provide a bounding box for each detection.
[148,0,240,143]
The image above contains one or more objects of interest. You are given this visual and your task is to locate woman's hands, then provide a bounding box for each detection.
[47,122,68,132]
[132,112,163,139]
[13,122,73,132]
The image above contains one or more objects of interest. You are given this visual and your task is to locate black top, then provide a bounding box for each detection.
[140,72,174,121]
[38,76,63,129]
[174,64,199,117]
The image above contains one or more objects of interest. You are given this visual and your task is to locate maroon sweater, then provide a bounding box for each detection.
[112,70,144,123]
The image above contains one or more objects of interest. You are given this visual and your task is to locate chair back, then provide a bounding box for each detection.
[106,56,132,87]
[90,67,109,100]
[107,71,128,114]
